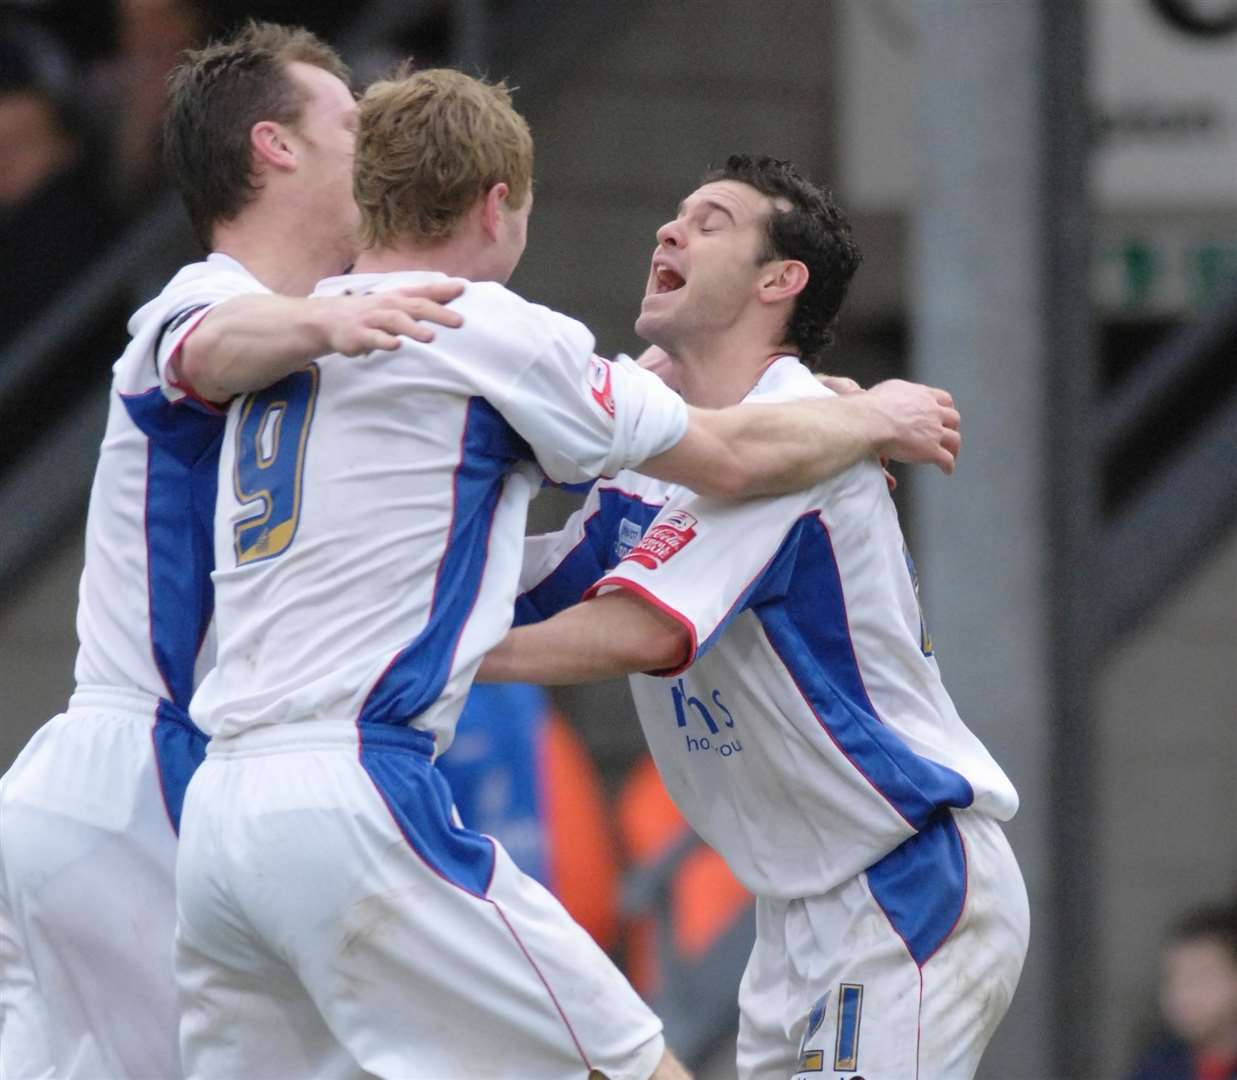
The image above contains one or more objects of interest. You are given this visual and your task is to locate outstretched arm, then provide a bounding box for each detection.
[479,591,689,685]
[639,379,960,500]
[173,281,466,402]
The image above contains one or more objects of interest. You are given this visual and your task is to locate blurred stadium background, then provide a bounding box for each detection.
[0,1,1233,1077]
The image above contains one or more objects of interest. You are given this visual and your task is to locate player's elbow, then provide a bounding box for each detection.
[177,327,230,403]
[629,615,692,675]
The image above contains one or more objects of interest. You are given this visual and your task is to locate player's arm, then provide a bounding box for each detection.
[173,282,466,403]
[640,380,960,500]
[479,591,690,685]
[488,478,819,685]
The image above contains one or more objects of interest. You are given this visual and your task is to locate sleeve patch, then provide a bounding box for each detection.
[586,356,616,418]
[621,510,697,570]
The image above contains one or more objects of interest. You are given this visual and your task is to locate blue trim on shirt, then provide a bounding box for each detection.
[749,515,975,828]
[515,486,663,625]
[151,699,208,834]
[358,398,531,726]
[437,683,550,884]
[120,388,223,710]
[865,810,968,967]
[359,721,496,897]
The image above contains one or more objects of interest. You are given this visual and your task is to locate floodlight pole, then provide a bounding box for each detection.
[910,1,1095,1077]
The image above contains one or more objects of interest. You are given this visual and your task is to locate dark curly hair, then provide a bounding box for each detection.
[702,155,862,369]
[1169,900,1237,961]
[163,21,350,249]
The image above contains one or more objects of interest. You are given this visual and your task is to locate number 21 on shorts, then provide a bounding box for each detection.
[795,982,864,1076]
[232,364,319,565]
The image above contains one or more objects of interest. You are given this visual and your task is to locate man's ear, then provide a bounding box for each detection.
[480,182,510,242]
[758,259,809,306]
[250,120,298,174]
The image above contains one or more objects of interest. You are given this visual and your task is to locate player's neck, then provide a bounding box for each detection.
[669,334,786,409]
[353,237,498,282]
[211,214,352,296]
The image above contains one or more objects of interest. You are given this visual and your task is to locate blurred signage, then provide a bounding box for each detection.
[838,0,1237,311]
[1095,227,1237,311]
[839,0,1237,211]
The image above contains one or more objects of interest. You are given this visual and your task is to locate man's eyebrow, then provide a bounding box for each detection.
[678,198,737,222]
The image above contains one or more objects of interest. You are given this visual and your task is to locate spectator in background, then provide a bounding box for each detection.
[1127,900,1237,1080]
[107,0,204,201]
[0,21,117,344]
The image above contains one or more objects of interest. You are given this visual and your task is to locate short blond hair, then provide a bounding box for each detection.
[354,68,533,249]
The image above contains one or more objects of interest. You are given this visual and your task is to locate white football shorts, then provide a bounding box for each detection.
[175,719,665,1080]
[737,809,1029,1080]
[0,685,203,1079]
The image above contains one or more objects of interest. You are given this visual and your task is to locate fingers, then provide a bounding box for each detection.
[929,428,961,474]
[402,322,437,344]
[374,310,437,343]
[817,374,863,396]
[392,281,467,303]
[364,302,463,348]
[365,331,403,352]
[396,298,464,329]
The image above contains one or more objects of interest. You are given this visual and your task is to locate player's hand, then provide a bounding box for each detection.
[818,375,894,485]
[634,344,680,391]
[317,281,466,355]
[881,457,897,492]
[865,379,961,474]
[816,373,863,396]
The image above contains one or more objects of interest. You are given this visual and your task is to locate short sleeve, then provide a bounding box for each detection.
[154,303,220,411]
[583,486,820,675]
[466,293,687,483]
[122,257,268,411]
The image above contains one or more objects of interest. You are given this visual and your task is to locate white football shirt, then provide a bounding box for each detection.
[74,254,267,710]
[516,356,1018,899]
[189,270,689,750]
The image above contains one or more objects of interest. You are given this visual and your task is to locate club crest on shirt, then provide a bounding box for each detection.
[622,510,697,570]
[616,516,644,560]
[586,356,615,418]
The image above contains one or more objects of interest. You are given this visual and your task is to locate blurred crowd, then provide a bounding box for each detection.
[0,0,352,346]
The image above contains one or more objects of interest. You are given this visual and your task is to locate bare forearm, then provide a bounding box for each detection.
[479,621,634,685]
[177,296,334,401]
[479,593,689,685]
[709,396,885,496]
[176,282,467,402]
[639,379,959,498]
[642,395,885,499]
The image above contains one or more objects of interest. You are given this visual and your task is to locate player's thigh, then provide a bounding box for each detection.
[738,888,921,1080]
[736,898,800,1080]
[917,812,1029,1078]
[306,816,664,1080]
[176,759,362,1079]
[213,745,664,1080]
[773,813,1027,1080]
[2,710,181,1077]
[0,814,55,1080]
[176,926,360,1080]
